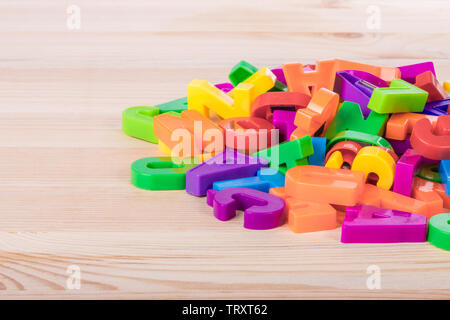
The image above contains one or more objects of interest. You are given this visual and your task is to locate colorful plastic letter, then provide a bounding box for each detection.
[397,61,436,84]
[153,109,224,158]
[122,106,160,143]
[213,168,284,192]
[285,165,365,206]
[155,97,188,113]
[219,117,275,153]
[387,137,412,155]
[308,137,326,166]
[229,61,287,91]
[285,197,337,233]
[331,59,400,83]
[206,187,285,230]
[283,59,399,96]
[418,163,442,183]
[325,141,362,167]
[185,149,268,196]
[270,67,287,84]
[385,113,438,140]
[282,60,336,95]
[229,60,258,86]
[327,130,392,150]
[412,177,449,215]
[351,146,396,190]
[334,70,388,116]
[414,71,447,102]
[155,83,234,113]
[231,67,277,95]
[323,101,388,140]
[325,151,344,169]
[439,160,450,196]
[131,157,196,190]
[444,81,450,94]
[291,88,339,139]
[360,184,430,217]
[427,213,450,250]
[423,98,450,116]
[268,187,337,233]
[393,149,422,196]
[216,175,278,193]
[187,79,246,118]
[257,168,285,188]
[341,205,427,243]
[188,68,276,119]
[215,82,234,93]
[251,92,311,121]
[367,79,429,114]
[272,110,297,142]
[254,136,314,175]
[412,178,443,215]
[410,115,450,160]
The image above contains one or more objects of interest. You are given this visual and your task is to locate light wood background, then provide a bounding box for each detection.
[0,0,449,299]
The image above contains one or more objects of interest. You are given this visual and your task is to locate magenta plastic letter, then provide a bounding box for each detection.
[393,149,422,196]
[272,110,297,142]
[341,205,427,243]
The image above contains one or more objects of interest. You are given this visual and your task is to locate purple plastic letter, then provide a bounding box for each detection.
[334,70,388,117]
[206,187,285,230]
[397,62,436,84]
[186,149,268,196]
[422,98,450,116]
[387,138,412,156]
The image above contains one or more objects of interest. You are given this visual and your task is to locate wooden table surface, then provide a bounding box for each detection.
[0,0,449,299]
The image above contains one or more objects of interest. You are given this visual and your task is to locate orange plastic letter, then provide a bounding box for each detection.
[385,113,438,140]
[285,165,365,206]
[290,88,339,139]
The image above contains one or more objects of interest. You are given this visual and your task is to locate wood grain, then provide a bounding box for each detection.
[0,0,449,299]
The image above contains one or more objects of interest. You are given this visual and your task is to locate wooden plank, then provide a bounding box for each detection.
[0,0,449,299]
